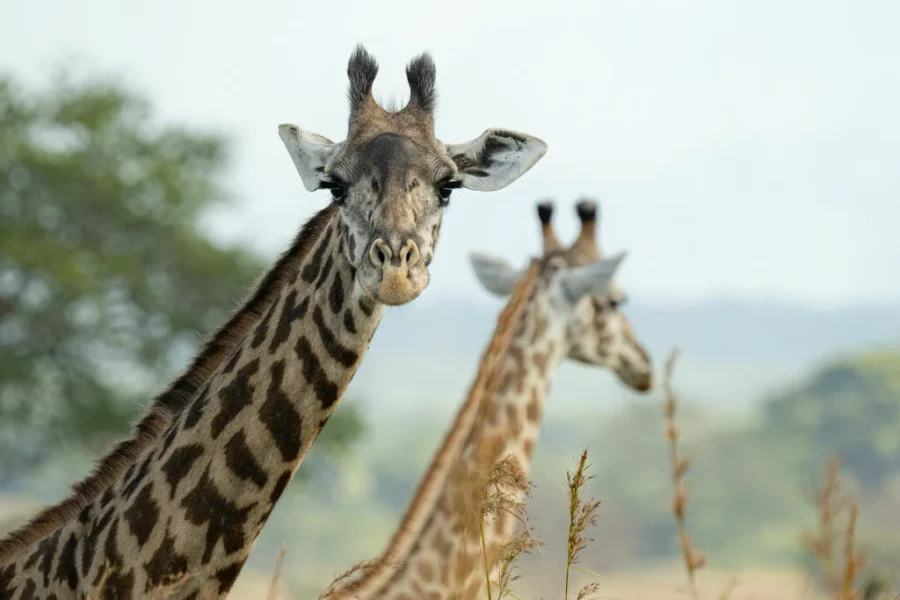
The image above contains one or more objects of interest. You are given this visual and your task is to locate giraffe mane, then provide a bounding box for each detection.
[330,259,540,597]
[0,204,338,562]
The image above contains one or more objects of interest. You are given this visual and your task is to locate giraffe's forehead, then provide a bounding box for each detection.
[538,246,626,302]
[563,245,602,267]
[539,247,596,269]
[359,133,436,177]
[331,130,453,187]
[538,251,570,273]
[535,252,577,288]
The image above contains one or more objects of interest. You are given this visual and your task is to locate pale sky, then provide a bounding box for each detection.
[2,0,898,307]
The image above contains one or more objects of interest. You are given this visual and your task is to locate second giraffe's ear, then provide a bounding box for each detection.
[278,124,338,192]
[445,129,548,192]
[555,252,628,306]
[469,252,524,297]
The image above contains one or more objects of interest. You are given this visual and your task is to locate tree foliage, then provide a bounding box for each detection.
[762,350,900,490]
[0,72,362,478]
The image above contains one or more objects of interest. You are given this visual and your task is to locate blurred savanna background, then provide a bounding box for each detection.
[1,1,899,598]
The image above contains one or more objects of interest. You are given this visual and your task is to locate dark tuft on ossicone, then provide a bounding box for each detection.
[536,201,554,224]
[405,52,437,114]
[575,198,598,222]
[347,44,379,117]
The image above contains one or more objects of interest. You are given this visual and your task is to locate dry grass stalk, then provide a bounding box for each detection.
[479,447,604,600]
[801,457,844,591]
[564,449,602,600]
[317,556,400,599]
[267,544,287,600]
[575,580,601,600]
[492,529,543,599]
[800,456,871,600]
[718,575,739,600]
[478,456,533,600]
[483,458,542,599]
[458,453,536,600]
[663,349,705,599]
[481,456,532,521]
[839,502,866,600]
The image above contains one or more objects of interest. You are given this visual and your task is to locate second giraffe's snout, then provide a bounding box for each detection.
[615,351,655,393]
[634,373,654,393]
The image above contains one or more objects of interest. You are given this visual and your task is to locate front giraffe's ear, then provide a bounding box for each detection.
[445,129,548,192]
[278,123,339,192]
[469,252,524,297]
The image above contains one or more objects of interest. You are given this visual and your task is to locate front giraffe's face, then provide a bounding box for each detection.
[278,46,548,306]
[469,200,654,394]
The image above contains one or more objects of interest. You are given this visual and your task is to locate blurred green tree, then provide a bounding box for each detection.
[0,72,362,480]
[762,350,900,491]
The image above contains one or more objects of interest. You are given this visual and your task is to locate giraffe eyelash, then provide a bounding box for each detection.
[319,178,348,204]
[609,296,628,309]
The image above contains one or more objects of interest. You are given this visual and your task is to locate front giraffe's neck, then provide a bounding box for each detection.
[0,208,307,564]
[1,205,387,599]
[324,268,557,600]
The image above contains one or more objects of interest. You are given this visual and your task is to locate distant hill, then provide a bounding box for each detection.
[344,297,900,426]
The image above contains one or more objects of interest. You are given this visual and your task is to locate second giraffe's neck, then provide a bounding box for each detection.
[4,206,387,599]
[338,298,568,600]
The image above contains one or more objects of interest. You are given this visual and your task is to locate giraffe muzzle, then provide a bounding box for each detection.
[363,236,428,305]
[634,373,654,392]
[614,361,654,393]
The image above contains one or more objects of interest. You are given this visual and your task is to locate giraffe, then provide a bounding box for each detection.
[0,45,548,599]
[323,199,653,600]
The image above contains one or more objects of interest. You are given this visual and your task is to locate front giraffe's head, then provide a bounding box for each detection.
[279,45,548,305]
[470,199,654,392]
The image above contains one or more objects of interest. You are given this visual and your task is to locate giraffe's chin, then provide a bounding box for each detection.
[358,267,429,306]
[370,274,424,305]
[617,369,654,393]
[355,247,431,306]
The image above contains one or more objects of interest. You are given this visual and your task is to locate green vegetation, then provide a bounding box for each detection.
[0,71,362,480]
[763,349,900,490]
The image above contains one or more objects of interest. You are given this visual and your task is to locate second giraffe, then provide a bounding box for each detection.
[323,199,653,599]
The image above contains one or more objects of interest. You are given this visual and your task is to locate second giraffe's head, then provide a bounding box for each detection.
[470,200,653,393]
[278,45,547,306]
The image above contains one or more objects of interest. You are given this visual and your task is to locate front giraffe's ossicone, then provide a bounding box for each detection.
[278,46,548,306]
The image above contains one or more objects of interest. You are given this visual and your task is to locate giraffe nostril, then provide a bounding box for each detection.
[368,237,422,271]
[399,240,420,268]
[369,239,392,268]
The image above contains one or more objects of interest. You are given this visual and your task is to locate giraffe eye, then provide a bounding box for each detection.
[437,179,461,207]
[320,179,347,204]
[610,295,628,309]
